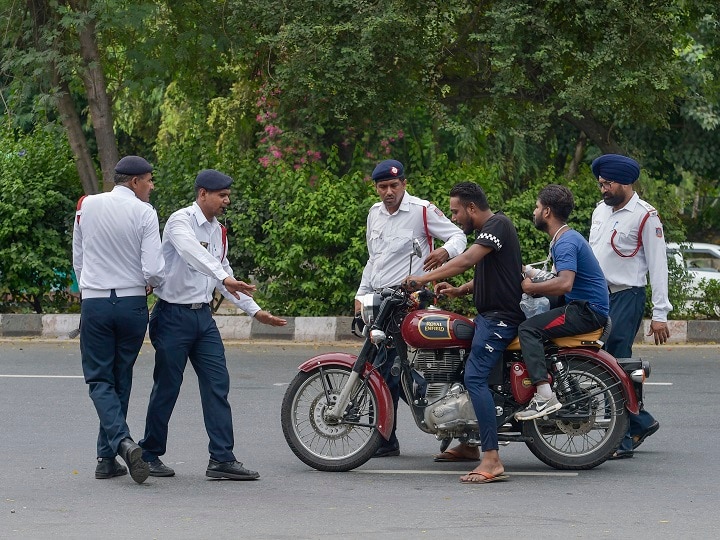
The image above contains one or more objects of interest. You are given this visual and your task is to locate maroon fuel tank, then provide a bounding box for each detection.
[401,309,475,349]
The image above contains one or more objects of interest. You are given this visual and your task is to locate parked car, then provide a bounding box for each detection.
[666,242,720,299]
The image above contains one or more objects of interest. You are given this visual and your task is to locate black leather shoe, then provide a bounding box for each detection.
[118,438,150,484]
[147,458,175,477]
[95,457,127,479]
[372,444,400,458]
[206,459,260,480]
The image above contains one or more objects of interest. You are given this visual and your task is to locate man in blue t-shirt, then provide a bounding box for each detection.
[515,184,610,421]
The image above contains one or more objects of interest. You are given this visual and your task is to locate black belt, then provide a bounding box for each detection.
[159,299,209,310]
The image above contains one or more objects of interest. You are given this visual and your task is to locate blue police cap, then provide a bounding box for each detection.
[114,155,153,175]
[195,169,233,191]
[591,154,640,185]
[371,159,405,182]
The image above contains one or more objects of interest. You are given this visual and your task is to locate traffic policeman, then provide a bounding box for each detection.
[72,155,164,484]
[139,169,286,480]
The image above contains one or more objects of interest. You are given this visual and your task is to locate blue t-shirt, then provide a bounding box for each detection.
[552,230,610,317]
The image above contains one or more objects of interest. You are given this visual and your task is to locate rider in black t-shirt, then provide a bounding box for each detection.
[404,182,523,485]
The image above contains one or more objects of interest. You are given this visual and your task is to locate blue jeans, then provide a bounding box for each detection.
[464,315,517,452]
[605,287,656,452]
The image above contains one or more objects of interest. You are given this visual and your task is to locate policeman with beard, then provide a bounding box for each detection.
[589,154,670,458]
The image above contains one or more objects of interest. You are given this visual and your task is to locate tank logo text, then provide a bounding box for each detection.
[419,316,451,340]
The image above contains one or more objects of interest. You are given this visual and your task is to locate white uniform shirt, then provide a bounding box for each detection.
[72,185,164,291]
[589,192,672,322]
[356,192,467,298]
[154,202,260,316]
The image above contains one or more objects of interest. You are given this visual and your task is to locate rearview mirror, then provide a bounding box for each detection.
[412,238,422,259]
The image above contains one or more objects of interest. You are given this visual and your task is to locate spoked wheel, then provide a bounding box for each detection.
[524,352,628,470]
[281,365,383,472]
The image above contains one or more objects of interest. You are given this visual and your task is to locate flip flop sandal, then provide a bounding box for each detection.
[459,470,509,484]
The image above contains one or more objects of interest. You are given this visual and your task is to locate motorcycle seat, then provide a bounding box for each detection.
[505,328,604,351]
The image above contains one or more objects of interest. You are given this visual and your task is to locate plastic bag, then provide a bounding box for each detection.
[520,293,550,318]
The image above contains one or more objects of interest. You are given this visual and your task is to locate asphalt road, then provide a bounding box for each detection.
[1,340,718,539]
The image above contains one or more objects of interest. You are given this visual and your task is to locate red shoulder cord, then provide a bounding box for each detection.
[610,212,651,258]
[220,224,228,260]
[75,195,87,224]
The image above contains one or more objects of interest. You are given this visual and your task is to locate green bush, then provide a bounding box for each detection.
[0,123,82,313]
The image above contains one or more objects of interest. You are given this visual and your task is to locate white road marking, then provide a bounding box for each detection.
[353,469,577,476]
[0,374,84,379]
[645,382,673,386]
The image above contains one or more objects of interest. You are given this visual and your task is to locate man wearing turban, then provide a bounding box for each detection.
[589,154,671,459]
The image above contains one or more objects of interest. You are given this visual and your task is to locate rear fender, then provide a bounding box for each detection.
[559,347,640,414]
[297,353,394,440]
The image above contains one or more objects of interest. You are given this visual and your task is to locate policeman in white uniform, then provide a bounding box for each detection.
[589,154,671,458]
[72,155,164,484]
[139,169,286,480]
[355,159,467,457]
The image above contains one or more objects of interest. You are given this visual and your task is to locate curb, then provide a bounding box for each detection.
[0,314,719,344]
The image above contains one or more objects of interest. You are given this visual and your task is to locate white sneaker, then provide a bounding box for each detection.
[514,393,562,421]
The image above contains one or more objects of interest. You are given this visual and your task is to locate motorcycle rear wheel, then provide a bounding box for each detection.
[281,366,383,472]
[523,352,628,470]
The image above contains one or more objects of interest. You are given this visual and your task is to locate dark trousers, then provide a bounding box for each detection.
[518,301,607,386]
[464,315,517,452]
[605,287,656,451]
[140,300,236,463]
[376,346,401,448]
[80,293,148,458]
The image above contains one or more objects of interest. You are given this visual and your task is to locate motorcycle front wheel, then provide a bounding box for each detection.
[523,352,629,470]
[281,365,383,472]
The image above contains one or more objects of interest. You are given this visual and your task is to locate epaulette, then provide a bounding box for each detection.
[637,199,658,216]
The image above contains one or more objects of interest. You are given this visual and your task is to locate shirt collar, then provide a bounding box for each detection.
[613,191,640,214]
[191,201,217,229]
[112,185,137,198]
[379,191,410,216]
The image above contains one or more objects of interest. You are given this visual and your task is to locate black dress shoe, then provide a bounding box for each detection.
[632,421,660,450]
[372,444,400,458]
[95,457,127,479]
[118,437,150,484]
[147,458,175,477]
[206,459,260,480]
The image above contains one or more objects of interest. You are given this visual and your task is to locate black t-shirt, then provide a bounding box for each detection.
[472,212,525,326]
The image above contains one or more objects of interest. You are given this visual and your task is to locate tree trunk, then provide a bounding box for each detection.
[71,2,118,192]
[562,111,626,155]
[566,132,587,179]
[51,69,100,195]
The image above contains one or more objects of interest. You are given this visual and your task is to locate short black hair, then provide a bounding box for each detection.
[537,184,574,222]
[449,182,490,211]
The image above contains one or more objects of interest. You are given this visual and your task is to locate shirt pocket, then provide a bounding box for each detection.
[386,228,413,255]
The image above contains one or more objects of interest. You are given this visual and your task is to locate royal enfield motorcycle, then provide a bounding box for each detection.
[281,253,650,472]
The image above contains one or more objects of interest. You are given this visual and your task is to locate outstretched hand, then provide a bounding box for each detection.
[254,310,287,327]
[223,276,257,298]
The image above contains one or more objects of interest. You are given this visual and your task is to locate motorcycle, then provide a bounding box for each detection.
[281,243,650,472]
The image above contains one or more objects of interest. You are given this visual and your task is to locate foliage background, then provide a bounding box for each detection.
[1,0,718,317]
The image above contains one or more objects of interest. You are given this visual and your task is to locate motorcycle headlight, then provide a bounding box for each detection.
[361,293,383,325]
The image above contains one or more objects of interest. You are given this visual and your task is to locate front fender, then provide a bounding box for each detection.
[297,353,394,440]
[559,347,640,414]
